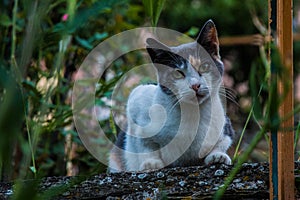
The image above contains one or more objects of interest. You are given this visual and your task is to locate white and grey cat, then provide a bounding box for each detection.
[109,20,234,172]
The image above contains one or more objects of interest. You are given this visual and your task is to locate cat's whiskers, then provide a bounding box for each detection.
[220,93,239,107]
[167,85,239,108]
[168,97,182,112]
[164,90,194,113]
[167,89,210,113]
[201,85,238,105]
[167,94,186,112]
[220,86,239,106]
[205,85,239,106]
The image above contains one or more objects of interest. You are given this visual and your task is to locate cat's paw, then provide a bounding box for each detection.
[140,158,164,171]
[204,152,232,165]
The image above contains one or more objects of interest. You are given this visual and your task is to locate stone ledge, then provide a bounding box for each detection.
[1,162,300,199]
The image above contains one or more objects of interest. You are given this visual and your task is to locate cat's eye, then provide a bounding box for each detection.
[199,63,211,73]
[172,69,185,79]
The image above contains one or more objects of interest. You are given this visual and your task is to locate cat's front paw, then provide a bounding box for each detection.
[140,158,164,171]
[204,152,232,165]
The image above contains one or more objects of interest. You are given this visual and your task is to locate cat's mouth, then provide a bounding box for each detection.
[196,91,209,104]
[196,94,206,99]
[181,92,209,105]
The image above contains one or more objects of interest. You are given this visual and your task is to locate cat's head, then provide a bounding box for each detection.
[146,20,224,104]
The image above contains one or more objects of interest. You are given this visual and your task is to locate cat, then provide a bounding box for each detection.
[109,20,234,172]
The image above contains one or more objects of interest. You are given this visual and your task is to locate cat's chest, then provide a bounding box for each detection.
[154,109,206,143]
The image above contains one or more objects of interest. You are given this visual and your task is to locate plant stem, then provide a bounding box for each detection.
[233,85,264,161]
[11,0,38,179]
[233,105,253,161]
[295,121,300,150]
[11,0,21,82]
[214,126,266,199]
[67,0,76,22]
[11,0,18,63]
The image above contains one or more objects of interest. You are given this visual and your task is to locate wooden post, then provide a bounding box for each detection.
[277,0,294,199]
[269,0,294,199]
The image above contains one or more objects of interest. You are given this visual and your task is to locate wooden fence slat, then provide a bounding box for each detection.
[269,0,294,199]
[276,0,294,199]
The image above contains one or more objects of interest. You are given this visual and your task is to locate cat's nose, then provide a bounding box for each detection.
[191,83,200,92]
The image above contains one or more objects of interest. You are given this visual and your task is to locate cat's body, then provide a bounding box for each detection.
[109,20,234,172]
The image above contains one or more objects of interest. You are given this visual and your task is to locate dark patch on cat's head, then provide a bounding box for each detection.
[146,38,170,64]
[146,38,186,69]
[146,20,224,76]
[196,19,220,60]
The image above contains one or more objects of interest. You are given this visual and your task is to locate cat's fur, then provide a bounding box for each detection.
[109,20,234,172]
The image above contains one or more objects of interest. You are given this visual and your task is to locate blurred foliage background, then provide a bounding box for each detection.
[0,0,299,184]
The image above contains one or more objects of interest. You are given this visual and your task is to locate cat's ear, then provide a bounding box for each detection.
[196,20,220,59]
[146,38,171,63]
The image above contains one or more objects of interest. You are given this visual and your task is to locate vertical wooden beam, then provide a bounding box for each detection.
[270,0,294,199]
[276,0,294,199]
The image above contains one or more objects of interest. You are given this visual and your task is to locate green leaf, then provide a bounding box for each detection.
[75,36,93,50]
[93,32,108,40]
[29,166,37,174]
[186,26,199,37]
[153,0,166,26]
[249,61,263,120]
[66,0,127,33]
[88,32,108,43]
[109,111,117,137]
[142,0,166,26]
[0,14,12,27]
[12,180,39,200]
[142,0,153,19]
